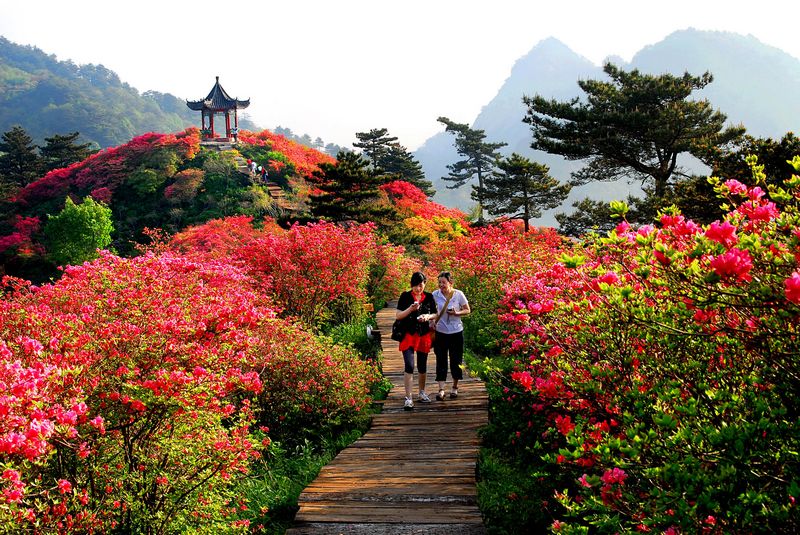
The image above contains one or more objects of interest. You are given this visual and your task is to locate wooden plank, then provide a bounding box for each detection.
[289,301,488,532]
[287,523,486,535]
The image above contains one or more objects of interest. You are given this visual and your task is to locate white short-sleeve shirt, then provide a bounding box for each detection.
[432,289,469,334]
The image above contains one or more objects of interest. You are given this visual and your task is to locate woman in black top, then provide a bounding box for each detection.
[395,271,437,410]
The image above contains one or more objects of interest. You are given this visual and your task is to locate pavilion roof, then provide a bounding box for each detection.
[186,76,250,111]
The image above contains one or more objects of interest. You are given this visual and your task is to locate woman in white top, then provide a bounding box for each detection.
[431,271,470,401]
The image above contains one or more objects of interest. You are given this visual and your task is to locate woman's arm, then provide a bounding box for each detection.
[448,293,471,317]
[396,292,419,320]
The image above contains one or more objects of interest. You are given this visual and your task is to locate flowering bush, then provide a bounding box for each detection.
[0,253,264,532]
[0,245,382,532]
[0,216,42,258]
[239,221,378,326]
[425,221,567,349]
[369,241,423,309]
[14,129,200,209]
[381,180,469,243]
[497,157,800,532]
[237,130,335,181]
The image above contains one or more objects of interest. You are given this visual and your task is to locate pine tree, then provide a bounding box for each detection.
[309,151,397,224]
[484,153,571,232]
[0,126,41,194]
[354,128,434,196]
[353,128,398,162]
[40,132,97,173]
[437,117,506,223]
[524,63,744,199]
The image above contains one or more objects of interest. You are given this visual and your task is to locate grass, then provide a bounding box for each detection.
[236,429,365,534]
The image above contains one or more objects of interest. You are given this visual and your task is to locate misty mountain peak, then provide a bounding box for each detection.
[510,37,594,78]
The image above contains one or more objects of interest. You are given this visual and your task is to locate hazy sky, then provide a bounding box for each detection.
[1,1,798,150]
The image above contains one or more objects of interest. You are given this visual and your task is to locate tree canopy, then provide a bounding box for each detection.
[354,128,433,196]
[309,151,397,225]
[484,153,571,232]
[437,117,506,223]
[44,195,114,266]
[39,131,98,173]
[0,125,41,195]
[523,63,745,198]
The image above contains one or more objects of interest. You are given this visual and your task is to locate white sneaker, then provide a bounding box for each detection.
[404,397,414,410]
[418,391,431,403]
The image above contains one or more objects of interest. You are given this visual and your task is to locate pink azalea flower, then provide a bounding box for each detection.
[785,272,800,304]
[704,221,738,248]
[710,248,753,282]
[724,179,747,195]
[57,479,72,494]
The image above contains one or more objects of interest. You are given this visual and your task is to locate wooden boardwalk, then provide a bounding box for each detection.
[287,302,488,534]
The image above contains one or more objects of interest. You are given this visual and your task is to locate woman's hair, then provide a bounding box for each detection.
[437,271,453,282]
[410,271,426,286]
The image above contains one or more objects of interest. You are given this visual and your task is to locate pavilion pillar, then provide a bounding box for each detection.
[210,113,215,138]
[225,112,231,138]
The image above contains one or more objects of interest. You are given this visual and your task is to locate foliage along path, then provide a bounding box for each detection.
[287,302,488,534]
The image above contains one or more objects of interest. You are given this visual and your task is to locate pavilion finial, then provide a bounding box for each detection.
[216,76,219,82]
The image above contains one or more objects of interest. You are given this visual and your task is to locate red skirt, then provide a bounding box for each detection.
[399,331,433,354]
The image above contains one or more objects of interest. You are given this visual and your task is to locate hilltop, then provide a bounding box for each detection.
[0,36,258,148]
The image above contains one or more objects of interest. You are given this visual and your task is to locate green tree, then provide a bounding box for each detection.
[0,125,41,194]
[309,151,398,224]
[354,128,433,196]
[353,128,398,162]
[484,153,571,232]
[44,196,114,266]
[437,117,506,223]
[40,131,97,173]
[523,63,745,199]
[669,133,800,224]
[381,143,434,196]
[555,198,615,237]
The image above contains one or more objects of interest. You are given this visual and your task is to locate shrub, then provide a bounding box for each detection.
[43,196,113,266]
[497,156,800,532]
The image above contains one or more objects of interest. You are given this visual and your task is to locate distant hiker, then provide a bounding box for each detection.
[260,166,268,180]
[230,126,239,142]
[247,159,254,175]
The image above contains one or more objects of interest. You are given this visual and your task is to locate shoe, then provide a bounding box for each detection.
[404,397,414,410]
[418,391,431,403]
[436,390,446,401]
[450,389,458,399]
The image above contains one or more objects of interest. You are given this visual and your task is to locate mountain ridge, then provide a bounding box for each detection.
[416,29,800,225]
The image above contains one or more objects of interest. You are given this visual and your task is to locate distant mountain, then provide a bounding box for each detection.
[0,36,258,148]
[630,30,800,137]
[416,29,800,226]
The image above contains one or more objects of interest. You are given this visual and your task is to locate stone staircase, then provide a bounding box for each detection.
[201,140,295,213]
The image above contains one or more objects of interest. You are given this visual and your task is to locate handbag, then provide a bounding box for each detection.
[390,319,405,342]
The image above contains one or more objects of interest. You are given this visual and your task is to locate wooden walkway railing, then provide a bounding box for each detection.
[287,302,488,534]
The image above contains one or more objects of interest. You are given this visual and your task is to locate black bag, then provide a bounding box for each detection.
[391,319,405,342]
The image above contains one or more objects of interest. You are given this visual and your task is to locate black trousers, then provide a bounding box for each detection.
[434,331,464,382]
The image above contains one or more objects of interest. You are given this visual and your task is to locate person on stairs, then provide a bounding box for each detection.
[396,271,437,410]
[432,271,470,401]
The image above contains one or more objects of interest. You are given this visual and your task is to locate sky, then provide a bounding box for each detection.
[1,0,798,151]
